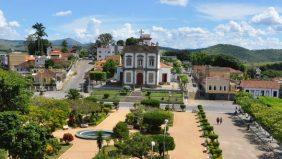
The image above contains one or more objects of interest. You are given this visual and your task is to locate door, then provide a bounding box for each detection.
[162,73,167,83]
[120,72,123,82]
[136,73,143,85]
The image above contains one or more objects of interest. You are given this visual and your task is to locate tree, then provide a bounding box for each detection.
[117,40,124,46]
[61,40,68,53]
[126,37,139,46]
[66,89,82,100]
[96,131,104,151]
[103,60,118,78]
[9,124,50,159]
[0,69,32,112]
[89,71,107,83]
[45,59,55,68]
[113,122,129,140]
[151,134,175,156]
[143,110,173,133]
[97,33,114,46]
[32,22,48,55]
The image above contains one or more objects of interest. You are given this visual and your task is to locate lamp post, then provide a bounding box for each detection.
[151,141,155,159]
[163,119,169,158]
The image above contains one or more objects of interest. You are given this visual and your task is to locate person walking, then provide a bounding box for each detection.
[219,117,223,125]
[216,117,219,125]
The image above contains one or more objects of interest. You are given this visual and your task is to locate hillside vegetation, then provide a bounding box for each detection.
[190,44,282,63]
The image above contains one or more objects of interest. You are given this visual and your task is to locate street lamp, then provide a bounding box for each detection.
[151,141,155,159]
[163,119,169,158]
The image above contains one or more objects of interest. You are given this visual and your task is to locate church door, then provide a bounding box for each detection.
[162,73,167,83]
[136,73,143,85]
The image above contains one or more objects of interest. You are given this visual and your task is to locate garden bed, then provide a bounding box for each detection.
[142,91,183,104]
[47,144,72,159]
[91,90,129,102]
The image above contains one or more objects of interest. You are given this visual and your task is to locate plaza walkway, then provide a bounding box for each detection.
[53,109,129,159]
[169,112,207,159]
[207,113,269,159]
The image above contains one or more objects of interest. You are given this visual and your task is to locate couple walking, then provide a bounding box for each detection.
[216,117,223,125]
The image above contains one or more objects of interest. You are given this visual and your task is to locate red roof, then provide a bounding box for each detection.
[35,69,56,78]
[240,80,280,89]
[160,62,172,68]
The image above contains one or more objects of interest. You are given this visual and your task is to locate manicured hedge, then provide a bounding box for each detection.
[141,99,160,107]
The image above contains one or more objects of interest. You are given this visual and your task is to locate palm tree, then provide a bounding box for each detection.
[32,23,48,55]
[96,131,104,151]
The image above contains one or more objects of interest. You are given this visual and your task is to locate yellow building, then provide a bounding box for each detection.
[8,52,28,70]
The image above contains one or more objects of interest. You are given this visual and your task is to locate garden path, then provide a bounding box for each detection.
[53,109,129,159]
[169,112,207,159]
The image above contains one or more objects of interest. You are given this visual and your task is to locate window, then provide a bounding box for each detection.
[137,55,144,67]
[126,56,132,66]
[219,86,222,91]
[261,90,264,96]
[126,72,131,83]
[148,73,154,83]
[246,90,249,93]
[214,86,216,90]
[265,90,270,96]
[209,85,212,90]
[224,86,226,91]
[108,51,110,54]
[149,56,155,67]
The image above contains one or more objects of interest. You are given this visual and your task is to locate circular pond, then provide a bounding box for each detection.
[75,130,114,140]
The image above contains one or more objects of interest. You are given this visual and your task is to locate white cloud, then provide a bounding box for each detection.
[0,10,20,39]
[54,10,72,17]
[196,3,266,20]
[160,0,188,7]
[111,23,137,40]
[251,7,282,25]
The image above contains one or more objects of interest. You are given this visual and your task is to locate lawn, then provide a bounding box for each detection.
[143,91,183,104]
[47,144,72,159]
[91,89,129,102]
[258,96,282,112]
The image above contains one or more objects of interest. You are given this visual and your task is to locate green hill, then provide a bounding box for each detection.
[190,44,282,63]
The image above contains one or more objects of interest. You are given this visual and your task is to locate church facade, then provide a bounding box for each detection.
[114,33,171,87]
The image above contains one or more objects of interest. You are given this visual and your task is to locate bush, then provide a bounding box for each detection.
[180,104,186,112]
[46,138,61,155]
[102,107,111,115]
[146,91,151,96]
[141,99,160,108]
[63,133,74,144]
[103,93,110,99]
[85,96,98,102]
[113,122,129,140]
[151,134,175,156]
[143,110,173,133]
[0,149,7,159]
[103,104,112,109]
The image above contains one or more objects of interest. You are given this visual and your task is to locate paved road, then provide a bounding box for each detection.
[34,60,93,99]
[62,59,93,91]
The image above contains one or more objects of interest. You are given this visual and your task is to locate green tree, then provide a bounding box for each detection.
[89,71,107,83]
[143,110,173,133]
[151,134,175,156]
[126,37,139,46]
[113,122,129,140]
[97,33,114,46]
[66,89,82,100]
[0,69,32,112]
[102,60,118,78]
[61,40,68,53]
[96,131,104,151]
[116,40,124,46]
[32,22,48,55]
[44,59,55,68]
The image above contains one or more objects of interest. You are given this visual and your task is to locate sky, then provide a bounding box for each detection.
[0,0,282,49]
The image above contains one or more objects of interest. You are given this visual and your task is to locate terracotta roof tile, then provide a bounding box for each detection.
[240,80,280,89]
[160,62,172,68]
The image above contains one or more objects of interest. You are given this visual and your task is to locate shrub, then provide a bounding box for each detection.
[102,108,111,115]
[103,93,110,99]
[103,104,112,109]
[141,99,160,108]
[151,134,175,156]
[180,104,186,112]
[0,149,7,159]
[63,133,74,144]
[46,138,61,155]
[113,122,129,140]
[113,100,119,109]
[143,110,173,133]
[85,96,98,102]
[146,91,151,96]
[209,133,218,142]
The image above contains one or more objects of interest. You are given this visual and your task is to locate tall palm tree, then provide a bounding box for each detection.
[32,23,48,55]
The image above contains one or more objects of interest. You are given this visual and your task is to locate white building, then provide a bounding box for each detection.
[114,34,172,87]
[97,45,123,61]
[35,56,48,68]
[240,80,280,98]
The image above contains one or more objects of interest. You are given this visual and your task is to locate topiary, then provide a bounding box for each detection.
[63,133,74,144]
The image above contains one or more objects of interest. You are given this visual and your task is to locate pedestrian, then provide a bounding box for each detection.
[219,117,223,125]
[216,117,219,125]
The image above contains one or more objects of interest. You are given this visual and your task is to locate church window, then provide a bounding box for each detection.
[126,56,132,66]
[137,55,144,67]
[149,73,154,83]
[149,56,155,67]
[126,72,131,83]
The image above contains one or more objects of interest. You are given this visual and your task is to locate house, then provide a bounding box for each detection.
[97,45,123,61]
[33,69,66,91]
[192,65,243,100]
[15,60,35,75]
[94,55,122,71]
[240,80,280,98]
[114,33,172,87]
[35,56,48,68]
[8,52,28,70]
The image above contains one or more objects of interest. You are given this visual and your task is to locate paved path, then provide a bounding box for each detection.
[207,113,268,159]
[169,112,207,159]
[53,109,129,159]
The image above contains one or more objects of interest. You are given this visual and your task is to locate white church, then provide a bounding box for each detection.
[114,33,172,87]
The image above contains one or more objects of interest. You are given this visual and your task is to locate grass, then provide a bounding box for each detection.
[143,91,183,104]
[47,144,72,159]
[91,90,129,102]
